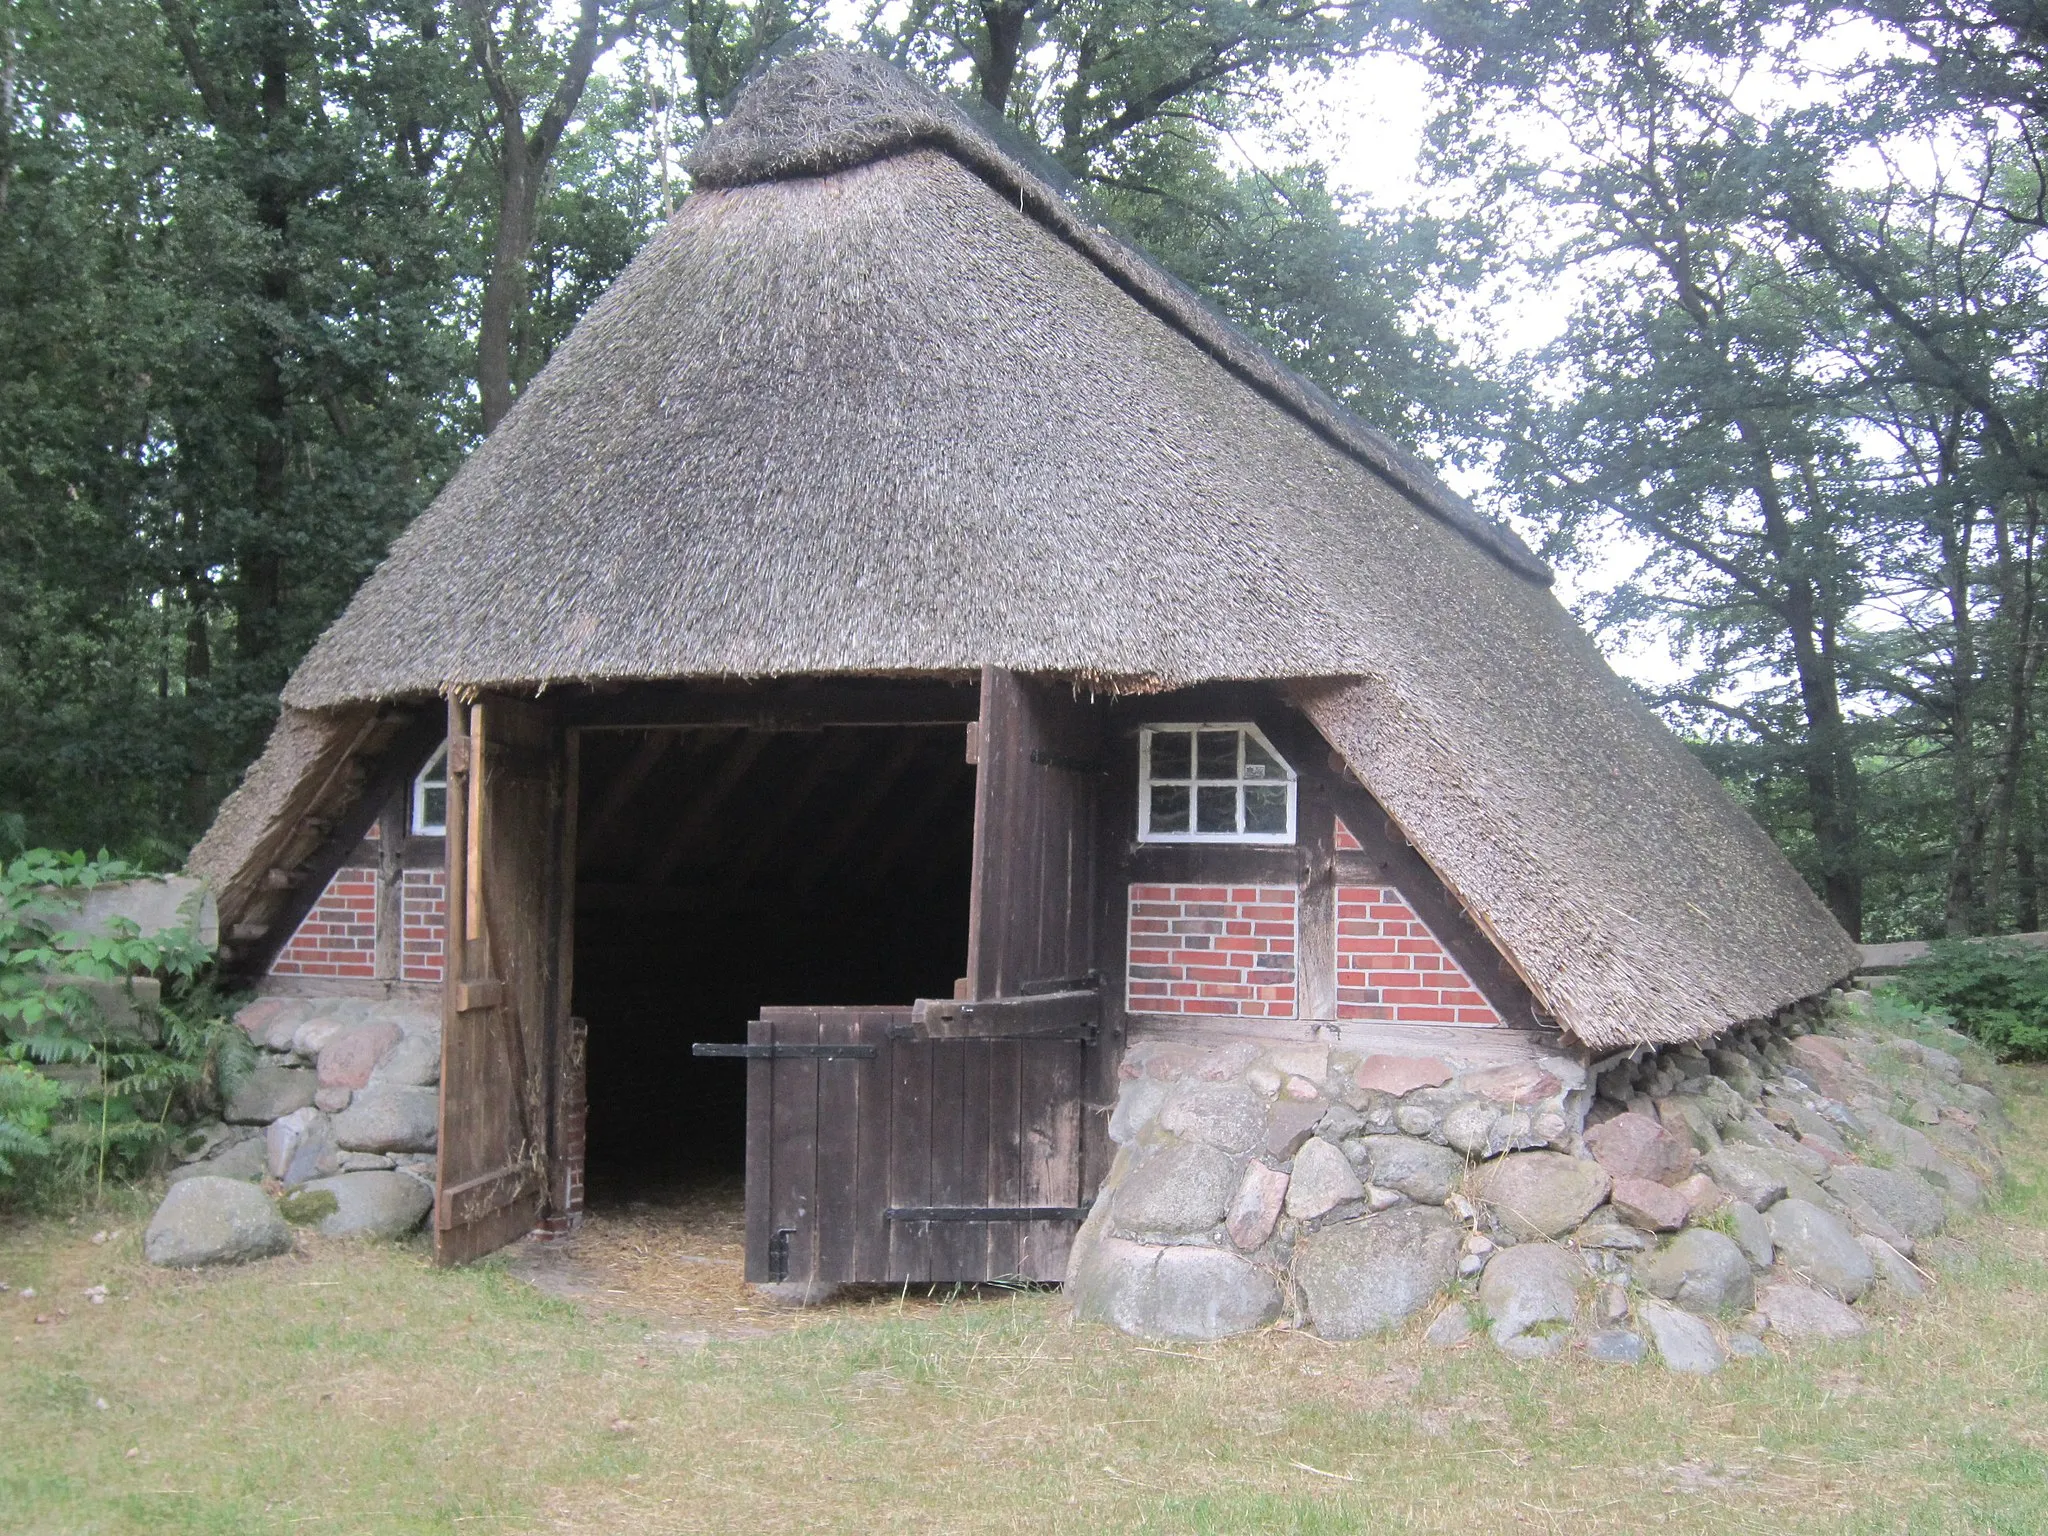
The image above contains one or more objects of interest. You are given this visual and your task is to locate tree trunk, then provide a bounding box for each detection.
[478,132,537,432]
[977,2,1029,110]
[1941,515,1983,934]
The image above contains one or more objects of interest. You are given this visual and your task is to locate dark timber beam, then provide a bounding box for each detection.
[564,678,978,731]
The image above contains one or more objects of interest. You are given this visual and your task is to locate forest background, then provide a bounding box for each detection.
[2,0,2045,945]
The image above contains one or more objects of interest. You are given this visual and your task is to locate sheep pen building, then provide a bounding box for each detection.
[185,50,1862,1336]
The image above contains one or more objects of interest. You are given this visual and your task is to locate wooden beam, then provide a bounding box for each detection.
[564,678,978,731]
[576,728,675,866]
[642,730,772,885]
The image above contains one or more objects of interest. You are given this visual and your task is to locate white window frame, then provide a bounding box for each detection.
[1137,723,1297,845]
[411,743,449,837]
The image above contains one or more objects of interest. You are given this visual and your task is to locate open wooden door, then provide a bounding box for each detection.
[966,667,1103,998]
[703,670,1107,1286]
[436,693,568,1265]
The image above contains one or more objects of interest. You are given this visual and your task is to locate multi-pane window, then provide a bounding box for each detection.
[1138,724,1296,844]
[412,744,449,836]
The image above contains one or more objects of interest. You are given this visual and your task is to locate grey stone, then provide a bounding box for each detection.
[1108,1078,1171,1146]
[1285,1137,1364,1221]
[1394,1104,1439,1137]
[1356,1135,1466,1206]
[1726,1332,1770,1360]
[1632,1229,1754,1315]
[331,1084,439,1154]
[236,997,311,1051]
[1110,1142,1240,1238]
[167,1135,268,1184]
[1571,1215,1653,1251]
[1765,1199,1875,1302]
[171,1121,246,1165]
[1639,1299,1725,1374]
[1474,1152,1612,1240]
[1158,1083,1264,1154]
[1440,1100,1503,1157]
[223,1062,318,1125]
[297,1171,433,1238]
[1479,1242,1582,1354]
[1264,1098,1327,1159]
[1858,1234,1928,1299]
[1726,1201,1774,1269]
[1586,1329,1646,1365]
[1425,1304,1475,1346]
[313,1087,352,1114]
[1069,1236,1280,1340]
[340,1152,395,1171]
[1296,1205,1462,1339]
[1788,1103,1849,1155]
[1699,1076,1751,1128]
[1756,1280,1866,1340]
[292,1016,357,1057]
[265,1107,340,1184]
[1655,1096,1721,1153]
[144,1177,290,1267]
[1704,1147,1788,1210]
[1225,1161,1289,1250]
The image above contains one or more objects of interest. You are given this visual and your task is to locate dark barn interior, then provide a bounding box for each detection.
[572,723,977,1200]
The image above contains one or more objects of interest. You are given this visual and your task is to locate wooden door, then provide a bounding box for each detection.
[966,668,1103,998]
[436,694,567,1265]
[720,1008,1086,1286]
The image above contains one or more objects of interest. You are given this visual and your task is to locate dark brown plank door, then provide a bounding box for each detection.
[435,694,566,1266]
[966,668,1103,998]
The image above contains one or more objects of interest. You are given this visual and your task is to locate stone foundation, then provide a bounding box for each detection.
[161,992,443,1243]
[1068,993,2009,1369]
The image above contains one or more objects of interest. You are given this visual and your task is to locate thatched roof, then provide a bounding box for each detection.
[208,48,1858,1044]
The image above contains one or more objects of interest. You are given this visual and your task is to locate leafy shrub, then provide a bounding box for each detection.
[1891,939,2048,1060]
[0,848,250,1206]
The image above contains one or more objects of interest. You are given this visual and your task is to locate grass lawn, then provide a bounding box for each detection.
[6,1075,2048,1534]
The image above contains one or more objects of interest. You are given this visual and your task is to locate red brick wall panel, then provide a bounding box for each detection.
[400,868,448,985]
[1336,884,1503,1025]
[270,866,380,978]
[1127,884,1297,1018]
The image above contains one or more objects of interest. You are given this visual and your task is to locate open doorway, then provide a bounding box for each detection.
[571,723,976,1207]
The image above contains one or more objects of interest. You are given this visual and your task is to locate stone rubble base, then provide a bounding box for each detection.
[1068,992,2007,1373]
[144,994,441,1266]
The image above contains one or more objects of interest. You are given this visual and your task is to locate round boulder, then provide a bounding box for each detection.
[1474,1151,1612,1239]
[1355,1135,1466,1205]
[1296,1205,1462,1339]
[1632,1228,1754,1315]
[1825,1164,1947,1240]
[1765,1198,1875,1303]
[1109,1142,1240,1239]
[331,1083,439,1154]
[296,1170,434,1239]
[144,1177,291,1268]
[1479,1242,1583,1357]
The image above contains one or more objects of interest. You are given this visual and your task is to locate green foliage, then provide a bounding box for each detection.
[1893,941,2048,1060]
[278,1188,340,1225]
[0,848,249,1204]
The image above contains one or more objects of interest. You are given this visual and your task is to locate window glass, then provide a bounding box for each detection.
[412,744,450,836]
[1196,785,1237,833]
[1149,730,1192,780]
[1138,723,1295,843]
[1244,783,1290,833]
[1196,730,1239,779]
[1149,783,1190,834]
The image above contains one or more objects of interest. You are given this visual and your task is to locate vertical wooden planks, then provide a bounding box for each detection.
[924,1033,969,1279]
[984,1038,1023,1279]
[1295,769,1337,1027]
[966,670,1103,1000]
[811,1008,862,1283]
[742,1013,773,1282]
[850,1012,894,1279]
[888,1034,933,1282]
[768,1010,821,1286]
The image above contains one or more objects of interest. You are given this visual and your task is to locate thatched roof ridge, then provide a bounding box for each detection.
[688,49,1552,588]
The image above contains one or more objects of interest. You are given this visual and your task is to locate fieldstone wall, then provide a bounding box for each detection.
[151,993,441,1260]
[1068,992,2008,1371]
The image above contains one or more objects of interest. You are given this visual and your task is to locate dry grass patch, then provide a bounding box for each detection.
[6,1073,2048,1534]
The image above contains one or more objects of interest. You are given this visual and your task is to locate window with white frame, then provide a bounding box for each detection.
[411,743,449,836]
[1138,724,1296,843]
